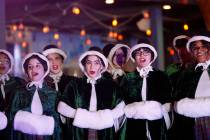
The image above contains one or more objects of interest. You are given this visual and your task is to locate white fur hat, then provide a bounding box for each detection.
[79,47,108,74]
[186,36,210,52]
[130,43,158,64]
[0,49,14,74]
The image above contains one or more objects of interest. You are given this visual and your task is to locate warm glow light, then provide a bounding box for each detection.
[80,29,86,36]
[143,10,150,19]
[86,39,92,45]
[113,32,118,38]
[18,23,24,30]
[146,29,152,36]
[108,31,114,38]
[43,25,50,33]
[105,0,114,4]
[22,41,27,48]
[118,34,124,40]
[112,19,118,27]
[183,23,189,31]
[12,24,17,31]
[54,33,60,40]
[17,31,23,39]
[163,5,171,10]
[57,41,62,47]
[72,7,80,15]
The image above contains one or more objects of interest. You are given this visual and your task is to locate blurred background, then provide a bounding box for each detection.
[1,0,210,77]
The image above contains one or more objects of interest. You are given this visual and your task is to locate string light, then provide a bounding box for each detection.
[18,23,24,30]
[85,38,92,45]
[113,32,118,38]
[12,24,17,31]
[117,34,123,40]
[108,31,114,38]
[72,6,80,15]
[143,10,150,19]
[80,29,86,36]
[112,18,118,27]
[22,41,28,48]
[167,47,175,56]
[146,29,152,36]
[17,31,23,39]
[54,33,60,40]
[42,25,50,33]
[105,0,114,4]
[163,5,171,10]
[183,23,189,31]
[57,41,62,47]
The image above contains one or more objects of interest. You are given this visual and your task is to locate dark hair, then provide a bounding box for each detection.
[81,55,105,67]
[23,55,48,75]
[43,44,64,61]
[175,38,188,49]
[132,47,154,60]
[0,52,11,67]
[102,44,115,57]
[190,40,210,51]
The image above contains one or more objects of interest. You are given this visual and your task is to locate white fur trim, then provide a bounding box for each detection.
[0,49,14,74]
[107,44,130,66]
[14,110,55,135]
[22,52,50,81]
[175,97,210,118]
[130,43,158,64]
[186,36,210,52]
[73,108,114,130]
[0,112,7,130]
[42,48,67,60]
[172,35,189,47]
[57,101,76,118]
[124,101,163,120]
[79,50,108,73]
[111,101,125,119]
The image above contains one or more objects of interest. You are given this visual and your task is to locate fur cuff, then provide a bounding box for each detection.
[125,101,163,120]
[0,112,7,130]
[175,97,210,118]
[14,110,55,135]
[111,101,125,119]
[57,101,76,118]
[73,108,114,130]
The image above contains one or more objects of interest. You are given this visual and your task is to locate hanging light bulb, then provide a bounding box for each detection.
[183,23,189,31]
[80,29,86,36]
[85,38,92,45]
[108,31,114,38]
[17,31,23,39]
[163,5,171,10]
[43,25,50,33]
[12,24,17,31]
[105,0,114,4]
[146,29,152,36]
[112,18,118,27]
[18,23,24,30]
[22,41,28,48]
[113,32,118,38]
[117,34,124,40]
[72,6,80,15]
[143,10,150,19]
[57,41,62,47]
[54,33,60,40]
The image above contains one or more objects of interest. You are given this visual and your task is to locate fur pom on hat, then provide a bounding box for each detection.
[0,49,14,74]
[79,47,108,74]
[42,44,67,60]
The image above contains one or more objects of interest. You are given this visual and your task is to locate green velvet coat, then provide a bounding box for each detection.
[60,76,123,140]
[0,75,25,140]
[120,70,172,140]
[9,82,61,140]
[169,66,209,140]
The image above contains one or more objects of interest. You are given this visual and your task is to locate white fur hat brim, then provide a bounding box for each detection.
[22,53,50,80]
[79,51,108,73]
[130,43,158,64]
[173,35,189,47]
[107,44,130,66]
[42,48,67,60]
[186,36,210,52]
[0,49,14,74]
